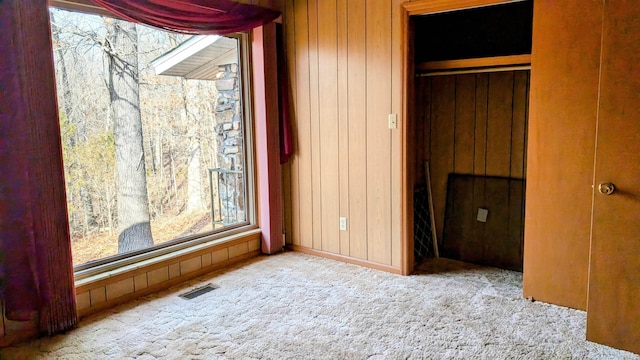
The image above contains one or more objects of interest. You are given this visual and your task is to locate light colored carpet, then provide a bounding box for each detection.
[1,252,638,359]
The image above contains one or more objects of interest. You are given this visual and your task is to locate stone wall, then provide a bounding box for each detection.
[212,63,245,224]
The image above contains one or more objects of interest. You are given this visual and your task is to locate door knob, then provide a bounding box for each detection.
[598,182,615,195]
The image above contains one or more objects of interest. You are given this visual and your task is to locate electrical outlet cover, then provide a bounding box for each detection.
[339,217,348,231]
[477,208,489,222]
[388,113,397,129]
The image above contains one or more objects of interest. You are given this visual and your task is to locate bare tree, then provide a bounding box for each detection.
[50,8,223,264]
[52,11,100,235]
[181,81,204,212]
[104,18,154,253]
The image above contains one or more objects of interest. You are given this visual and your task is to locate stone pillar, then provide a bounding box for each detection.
[213,63,245,224]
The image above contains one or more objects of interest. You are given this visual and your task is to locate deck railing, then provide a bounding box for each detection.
[208,168,245,228]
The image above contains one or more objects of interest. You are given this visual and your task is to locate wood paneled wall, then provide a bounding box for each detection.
[282,0,404,269]
[415,71,530,245]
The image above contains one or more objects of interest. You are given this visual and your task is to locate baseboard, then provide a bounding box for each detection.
[288,245,403,275]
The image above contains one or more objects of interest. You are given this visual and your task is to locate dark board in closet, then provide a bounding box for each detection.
[442,174,525,272]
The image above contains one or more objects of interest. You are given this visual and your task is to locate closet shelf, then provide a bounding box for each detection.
[416,54,531,73]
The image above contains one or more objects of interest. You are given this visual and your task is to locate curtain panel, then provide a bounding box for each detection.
[92,0,281,35]
[0,0,78,336]
[276,24,294,164]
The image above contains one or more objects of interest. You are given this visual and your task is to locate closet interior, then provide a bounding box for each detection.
[412,1,533,271]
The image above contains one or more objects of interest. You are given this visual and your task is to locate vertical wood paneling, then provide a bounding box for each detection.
[307,0,322,250]
[390,0,404,268]
[485,72,514,177]
[414,77,427,184]
[293,0,312,248]
[284,0,298,245]
[366,0,392,265]
[284,0,529,271]
[282,162,292,244]
[423,78,432,178]
[416,71,529,250]
[285,0,403,268]
[317,0,340,254]
[337,0,350,256]
[509,71,528,263]
[454,74,476,174]
[510,71,528,179]
[474,73,489,176]
[346,0,368,260]
[429,76,456,245]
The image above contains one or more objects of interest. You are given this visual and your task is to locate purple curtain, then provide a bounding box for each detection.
[92,0,281,35]
[276,24,294,164]
[1,0,77,336]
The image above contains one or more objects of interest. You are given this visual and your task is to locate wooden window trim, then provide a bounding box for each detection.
[49,0,120,18]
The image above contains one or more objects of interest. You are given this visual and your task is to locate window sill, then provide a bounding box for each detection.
[75,228,261,289]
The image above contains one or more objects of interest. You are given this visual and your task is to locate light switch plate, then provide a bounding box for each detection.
[477,208,489,223]
[388,113,398,129]
[339,217,348,231]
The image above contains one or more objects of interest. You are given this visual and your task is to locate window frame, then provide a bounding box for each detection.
[49,3,258,279]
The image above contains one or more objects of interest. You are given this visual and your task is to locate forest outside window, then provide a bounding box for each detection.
[50,7,255,268]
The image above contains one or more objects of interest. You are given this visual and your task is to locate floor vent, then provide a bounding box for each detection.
[179,284,218,300]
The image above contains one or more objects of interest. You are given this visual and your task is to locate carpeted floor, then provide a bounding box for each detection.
[1,252,638,359]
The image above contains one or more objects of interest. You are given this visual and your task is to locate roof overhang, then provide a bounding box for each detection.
[151,35,238,80]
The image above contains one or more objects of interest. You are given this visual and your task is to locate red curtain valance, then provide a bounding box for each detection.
[91,0,281,35]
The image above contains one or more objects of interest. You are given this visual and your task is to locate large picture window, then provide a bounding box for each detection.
[50,7,255,268]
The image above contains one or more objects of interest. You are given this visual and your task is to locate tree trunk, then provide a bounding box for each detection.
[169,144,178,206]
[105,19,153,253]
[149,120,157,174]
[51,14,76,145]
[187,139,203,211]
[181,81,204,212]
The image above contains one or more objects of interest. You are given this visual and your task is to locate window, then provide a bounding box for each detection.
[50,7,255,269]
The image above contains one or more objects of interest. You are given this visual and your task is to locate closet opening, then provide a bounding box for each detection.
[407,0,533,272]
